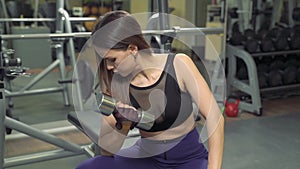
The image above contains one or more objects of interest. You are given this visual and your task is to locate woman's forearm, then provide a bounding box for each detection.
[207,114,224,169]
[98,121,132,156]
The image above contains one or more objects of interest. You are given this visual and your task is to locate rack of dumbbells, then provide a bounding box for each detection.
[226,0,300,116]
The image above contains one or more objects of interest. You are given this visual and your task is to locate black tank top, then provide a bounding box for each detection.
[129,53,193,132]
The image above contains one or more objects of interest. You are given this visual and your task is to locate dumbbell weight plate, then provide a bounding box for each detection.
[268,70,283,87]
[230,31,245,45]
[260,38,273,52]
[274,36,288,50]
[258,72,268,88]
[257,62,269,73]
[244,29,255,40]
[293,7,300,22]
[282,66,297,85]
[297,67,300,83]
[289,36,300,50]
[245,39,259,53]
[269,59,285,71]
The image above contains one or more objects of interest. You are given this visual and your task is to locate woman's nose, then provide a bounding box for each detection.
[106,64,114,70]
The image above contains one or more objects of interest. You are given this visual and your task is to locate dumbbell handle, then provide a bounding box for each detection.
[97,93,155,130]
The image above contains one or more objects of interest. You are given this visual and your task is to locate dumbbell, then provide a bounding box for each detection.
[266,28,289,51]
[267,69,283,87]
[255,28,274,52]
[258,72,268,88]
[243,29,259,53]
[269,57,285,70]
[229,31,245,45]
[293,7,300,22]
[229,29,259,53]
[257,63,269,73]
[282,66,298,85]
[96,93,155,130]
[289,25,300,50]
[281,57,300,85]
[260,38,274,52]
[297,67,300,83]
[266,57,286,87]
[256,59,269,88]
[244,39,259,53]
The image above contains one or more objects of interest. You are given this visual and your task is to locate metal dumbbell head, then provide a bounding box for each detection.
[97,93,117,116]
[136,111,155,131]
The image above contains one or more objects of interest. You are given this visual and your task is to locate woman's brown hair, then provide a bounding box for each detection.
[91,11,152,95]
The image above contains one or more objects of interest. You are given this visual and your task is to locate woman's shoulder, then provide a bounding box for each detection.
[173,53,194,66]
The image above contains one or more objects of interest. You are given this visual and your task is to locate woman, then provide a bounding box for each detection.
[76,10,224,169]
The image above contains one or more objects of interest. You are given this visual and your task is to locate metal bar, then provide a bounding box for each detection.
[19,59,60,91]
[270,0,281,28]
[0,32,91,40]
[4,149,83,168]
[0,36,4,168]
[0,27,224,40]
[0,0,10,34]
[0,17,97,22]
[0,80,6,169]
[82,144,96,158]
[171,27,224,34]
[6,125,77,140]
[5,116,82,153]
[56,3,64,33]
[5,87,64,97]
[59,8,83,110]
[251,50,300,57]
[288,0,296,27]
[33,0,39,27]
[260,84,300,93]
[143,27,224,35]
[158,0,170,30]
[237,0,244,31]
[56,5,70,106]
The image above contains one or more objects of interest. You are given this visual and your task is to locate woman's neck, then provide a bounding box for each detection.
[130,53,168,86]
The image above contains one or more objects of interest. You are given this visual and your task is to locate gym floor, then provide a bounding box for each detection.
[3,69,300,169]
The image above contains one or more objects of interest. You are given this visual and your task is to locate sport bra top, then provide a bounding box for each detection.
[129,53,193,132]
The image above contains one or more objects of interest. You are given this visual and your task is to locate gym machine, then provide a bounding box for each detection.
[0,2,98,168]
[0,47,93,168]
[0,0,97,108]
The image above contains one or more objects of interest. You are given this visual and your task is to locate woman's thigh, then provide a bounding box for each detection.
[76,154,156,169]
[76,156,116,169]
[178,157,208,169]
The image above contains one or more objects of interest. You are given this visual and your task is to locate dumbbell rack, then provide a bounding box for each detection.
[226,44,300,116]
[252,50,300,94]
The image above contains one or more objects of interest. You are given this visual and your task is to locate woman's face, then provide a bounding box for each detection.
[103,48,137,77]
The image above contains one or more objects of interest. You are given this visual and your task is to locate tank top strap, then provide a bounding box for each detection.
[165,53,177,79]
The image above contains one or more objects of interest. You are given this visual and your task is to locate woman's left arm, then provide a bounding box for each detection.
[174,54,224,169]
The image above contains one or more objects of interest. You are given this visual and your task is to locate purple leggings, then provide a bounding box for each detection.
[76,128,208,169]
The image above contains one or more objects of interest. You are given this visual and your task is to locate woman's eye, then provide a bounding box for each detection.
[106,58,116,63]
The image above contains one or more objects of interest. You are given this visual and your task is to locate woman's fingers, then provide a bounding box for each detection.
[115,102,138,122]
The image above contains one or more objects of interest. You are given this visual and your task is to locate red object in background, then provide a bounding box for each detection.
[225,99,240,117]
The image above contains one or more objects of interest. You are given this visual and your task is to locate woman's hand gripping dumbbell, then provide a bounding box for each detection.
[96,93,155,130]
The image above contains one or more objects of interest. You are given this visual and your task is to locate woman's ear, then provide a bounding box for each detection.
[128,44,138,55]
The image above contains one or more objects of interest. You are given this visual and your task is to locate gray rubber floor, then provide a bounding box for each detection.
[222,113,300,169]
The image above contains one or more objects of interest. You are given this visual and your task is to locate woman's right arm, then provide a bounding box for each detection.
[98,114,132,156]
